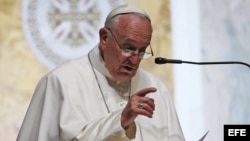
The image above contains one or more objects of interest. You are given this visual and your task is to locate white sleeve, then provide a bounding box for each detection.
[17,74,132,141]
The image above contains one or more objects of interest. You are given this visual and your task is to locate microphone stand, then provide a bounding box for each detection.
[181,60,250,68]
[155,57,250,69]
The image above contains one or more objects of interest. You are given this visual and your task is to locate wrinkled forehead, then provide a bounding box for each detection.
[105,4,151,24]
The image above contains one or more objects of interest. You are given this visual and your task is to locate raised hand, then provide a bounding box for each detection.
[121,87,157,129]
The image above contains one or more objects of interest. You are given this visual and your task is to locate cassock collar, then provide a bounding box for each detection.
[88,44,114,80]
[88,44,131,95]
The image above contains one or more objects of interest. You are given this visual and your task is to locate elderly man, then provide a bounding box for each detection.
[17,4,185,141]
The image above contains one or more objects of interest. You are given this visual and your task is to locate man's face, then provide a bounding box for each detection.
[100,14,152,82]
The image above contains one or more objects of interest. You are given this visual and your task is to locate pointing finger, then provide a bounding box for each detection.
[136,87,157,97]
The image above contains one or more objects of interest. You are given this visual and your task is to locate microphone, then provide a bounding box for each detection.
[155,57,250,69]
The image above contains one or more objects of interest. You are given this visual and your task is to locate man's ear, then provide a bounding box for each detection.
[99,28,108,59]
[99,28,108,45]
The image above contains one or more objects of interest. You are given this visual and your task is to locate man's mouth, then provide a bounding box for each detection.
[122,65,135,72]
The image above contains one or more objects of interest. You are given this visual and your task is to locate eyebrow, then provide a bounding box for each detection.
[120,43,147,53]
[120,38,149,48]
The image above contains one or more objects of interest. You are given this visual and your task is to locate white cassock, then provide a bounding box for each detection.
[17,45,185,141]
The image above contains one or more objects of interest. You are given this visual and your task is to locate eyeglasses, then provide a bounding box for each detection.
[107,28,154,60]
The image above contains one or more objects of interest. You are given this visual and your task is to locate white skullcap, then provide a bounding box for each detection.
[105,4,151,24]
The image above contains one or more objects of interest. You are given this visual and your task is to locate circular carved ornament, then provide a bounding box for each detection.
[22,0,124,68]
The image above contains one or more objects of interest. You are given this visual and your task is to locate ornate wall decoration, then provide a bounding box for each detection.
[22,0,124,68]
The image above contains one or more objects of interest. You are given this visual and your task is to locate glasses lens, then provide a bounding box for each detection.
[120,45,153,59]
[108,28,153,60]
[120,49,152,59]
[142,52,152,59]
[142,45,153,59]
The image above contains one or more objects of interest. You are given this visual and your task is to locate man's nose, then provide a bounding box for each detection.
[129,54,141,64]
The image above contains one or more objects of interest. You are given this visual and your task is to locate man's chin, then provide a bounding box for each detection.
[114,73,135,82]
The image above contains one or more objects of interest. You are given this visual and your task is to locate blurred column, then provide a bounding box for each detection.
[170,0,205,140]
[171,0,250,141]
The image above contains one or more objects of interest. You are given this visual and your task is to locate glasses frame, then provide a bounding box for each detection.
[107,28,154,60]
